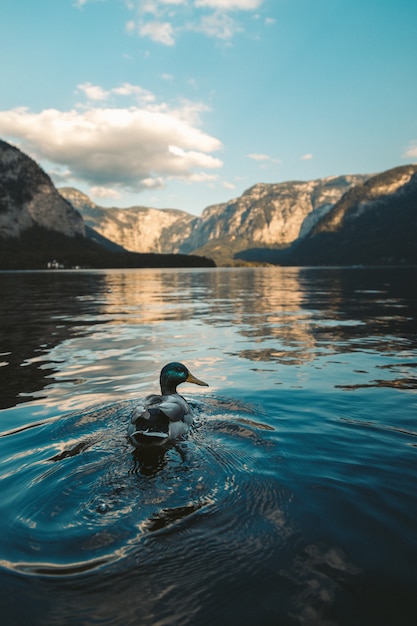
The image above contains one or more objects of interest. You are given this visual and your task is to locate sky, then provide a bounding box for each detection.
[0,0,416,216]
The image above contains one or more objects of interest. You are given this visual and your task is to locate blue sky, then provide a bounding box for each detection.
[1,0,416,215]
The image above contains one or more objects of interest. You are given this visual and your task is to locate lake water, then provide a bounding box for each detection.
[0,266,416,626]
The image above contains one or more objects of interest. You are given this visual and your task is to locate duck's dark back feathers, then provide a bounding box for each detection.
[133,407,169,434]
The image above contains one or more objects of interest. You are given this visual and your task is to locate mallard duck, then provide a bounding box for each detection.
[128,362,209,447]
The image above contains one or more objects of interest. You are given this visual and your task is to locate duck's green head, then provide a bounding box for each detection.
[160,362,208,394]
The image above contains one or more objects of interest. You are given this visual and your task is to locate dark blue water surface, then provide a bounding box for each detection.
[0,267,416,626]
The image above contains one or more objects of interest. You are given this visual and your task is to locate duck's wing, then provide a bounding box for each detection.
[130,394,162,424]
[129,394,193,447]
[129,397,169,446]
[157,394,191,422]
[131,394,191,423]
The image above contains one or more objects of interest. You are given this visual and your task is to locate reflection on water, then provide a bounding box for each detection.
[0,267,417,625]
[0,272,108,409]
[2,267,416,411]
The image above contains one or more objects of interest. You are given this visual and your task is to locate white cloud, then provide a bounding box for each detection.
[141,177,165,188]
[222,180,235,189]
[139,20,175,45]
[195,12,240,39]
[301,153,313,160]
[168,144,222,169]
[125,20,136,33]
[248,152,270,161]
[112,82,156,104]
[140,1,164,13]
[76,82,156,106]
[195,0,263,9]
[188,172,218,182]
[247,153,281,165]
[0,92,223,193]
[403,143,417,158]
[125,0,264,44]
[77,82,109,101]
[90,186,122,200]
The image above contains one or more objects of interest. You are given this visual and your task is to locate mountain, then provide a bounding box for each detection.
[188,175,368,252]
[60,174,368,264]
[0,139,85,238]
[60,187,198,254]
[272,164,417,266]
[0,140,214,269]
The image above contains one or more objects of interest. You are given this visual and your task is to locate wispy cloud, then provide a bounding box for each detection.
[138,20,175,45]
[403,142,417,159]
[76,82,109,101]
[125,0,266,45]
[248,152,270,161]
[188,172,219,182]
[90,186,123,200]
[194,11,241,39]
[76,82,156,105]
[195,0,263,9]
[0,84,222,193]
[247,152,281,165]
[301,153,313,160]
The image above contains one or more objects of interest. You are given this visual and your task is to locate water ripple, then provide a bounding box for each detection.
[0,396,289,590]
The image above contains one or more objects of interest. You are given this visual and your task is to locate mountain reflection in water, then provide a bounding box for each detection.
[0,266,416,626]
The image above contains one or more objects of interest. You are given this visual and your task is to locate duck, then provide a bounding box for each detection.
[128,362,209,447]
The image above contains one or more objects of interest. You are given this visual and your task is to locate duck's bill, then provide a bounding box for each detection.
[187,372,209,387]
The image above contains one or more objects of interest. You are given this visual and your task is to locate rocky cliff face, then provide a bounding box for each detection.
[187,175,369,253]
[311,165,417,235]
[275,164,417,266]
[60,175,368,261]
[0,140,85,238]
[59,188,198,254]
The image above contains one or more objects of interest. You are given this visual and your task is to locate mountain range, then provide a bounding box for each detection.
[60,174,369,264]
[60,164,417,266]
[1,137,416,267]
